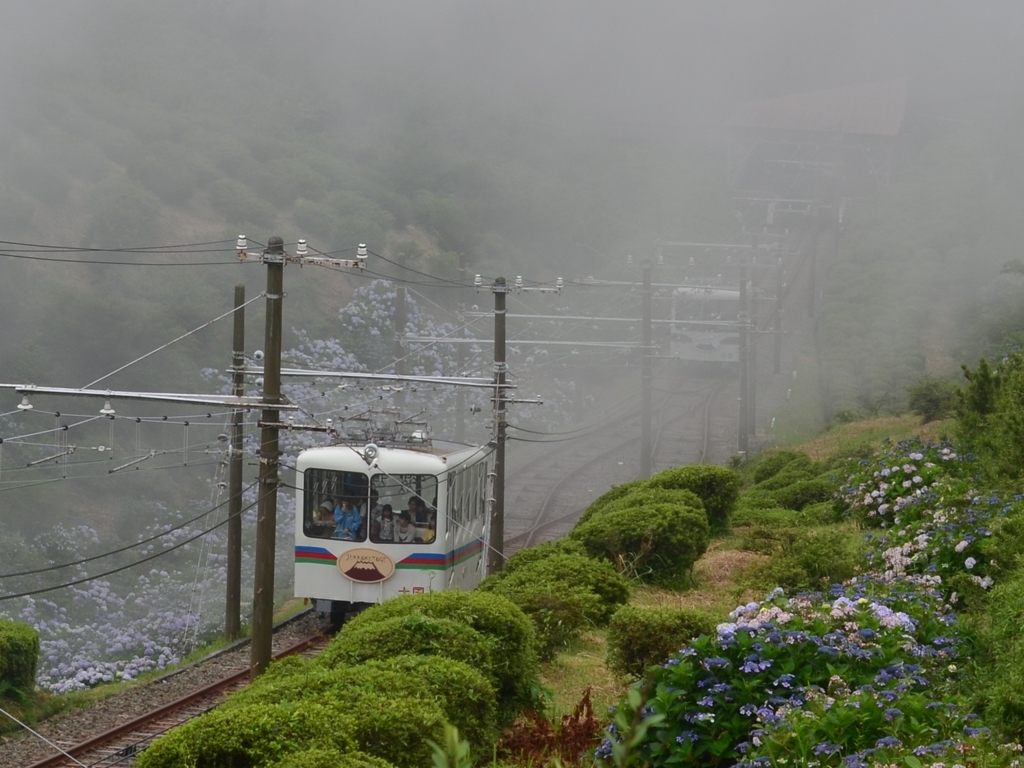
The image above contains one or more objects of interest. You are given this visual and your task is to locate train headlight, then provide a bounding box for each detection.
[362,443,379,462]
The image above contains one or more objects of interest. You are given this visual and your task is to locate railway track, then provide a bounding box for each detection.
[11,612,330,768]
[503,368,730,553]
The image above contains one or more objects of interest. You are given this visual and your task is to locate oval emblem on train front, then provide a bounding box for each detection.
[337,548,395,583]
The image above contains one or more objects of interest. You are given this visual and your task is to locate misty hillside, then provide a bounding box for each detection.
[2,2,1024,469]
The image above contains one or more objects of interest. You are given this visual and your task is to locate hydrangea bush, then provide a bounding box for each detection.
[0,493,296,692]
[599,439,1024,767]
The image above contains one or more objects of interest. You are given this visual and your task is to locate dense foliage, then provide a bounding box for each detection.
[339,591,539,726]
[570,502,710,585]
[646,466,742,534]
[0,618,39,697]
[600,437,1024,767]
[605,605,717,679]
[481,552,631,659]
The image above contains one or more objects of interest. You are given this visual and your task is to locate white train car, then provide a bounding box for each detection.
[294,440,493,623]
[669,285,741,369]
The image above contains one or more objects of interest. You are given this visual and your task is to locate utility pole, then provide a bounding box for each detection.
[393,253,408,412]
[738,254,749,456]
[226,284,245,641]
[773,255,784,375]
[488,277,507,574]
[809,206,820,318]
[251,236,284,680]
[455,252,466,443]
[640,262,653,478]
[747,245,758,440]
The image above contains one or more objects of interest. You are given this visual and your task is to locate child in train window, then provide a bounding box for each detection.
[420,511,436,544]
[395,510,415,543]
[378,505,395,542]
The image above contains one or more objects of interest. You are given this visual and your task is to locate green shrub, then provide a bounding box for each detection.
[482,578,595,661]
[0,619,39,696]
[769,478,836,511]
[982,501,1024,576]
[751,450,815,484]
[234,655,497,752]
[730,507,802,528]
[603,487,706,521]
[276,750,397,768]
[753,466,816,492]
[484,551,630,659]
[488,553,629,624]
[647,465,741,532]
[746,527,863,592]
[606,605,718,678]
[907,376,959,423]
[734,488,781,511]
[501,538,588,575]
[797,501,842,525]
[136,702,358,768]
[570,502,709,585]
[317,614,495,681]
[339,591,538,725]
[967,569,1024,736]
[575,480,648,527]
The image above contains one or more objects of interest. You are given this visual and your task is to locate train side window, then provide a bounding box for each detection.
[302,469,369,541]
[370,473,438,544]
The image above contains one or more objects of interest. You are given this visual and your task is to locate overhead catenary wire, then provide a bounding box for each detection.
[82,293,266,389]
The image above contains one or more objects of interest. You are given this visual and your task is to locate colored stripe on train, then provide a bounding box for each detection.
[396,552,447,570]
[295,546,337,565]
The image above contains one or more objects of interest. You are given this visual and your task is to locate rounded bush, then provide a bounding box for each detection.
[232,654,497,752]
[730,506,803,528]
[646,465,741,533]
[606,605,718,677]
[575,480,648,527]
[734,488,781,512]
[340,591,538,725]
[602,487,706,522]
[502,538,589,575]
[136,702,358,768]
[0,619,39,694]
[751,450,814,484]
[569,502,710,584]
[754,466,816,492]
[276,750,398,768]
[342,690,447,768]
[491,552,626,626]
[748,528,863,592]
[317,614,495,679]
[770,478,835,511]
[481,578,595,660]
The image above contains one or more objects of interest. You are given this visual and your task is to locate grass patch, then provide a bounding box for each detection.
[539,630,624,720]
[795,415,954,463]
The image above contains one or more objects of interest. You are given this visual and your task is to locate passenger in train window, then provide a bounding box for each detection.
[377,504,395,542]
[419,511,436,544]
[311,498,334,536]
[395,510,415,543]
[334,497,362,541]
[367,489,384,540]
[408,496,428,525]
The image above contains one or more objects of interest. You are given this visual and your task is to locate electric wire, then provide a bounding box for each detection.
[0,238,236,253]
[0,481,259,578]
[82,292,266,388]
[0,494,265,602]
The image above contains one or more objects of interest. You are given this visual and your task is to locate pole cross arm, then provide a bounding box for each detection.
[0,384,297,410]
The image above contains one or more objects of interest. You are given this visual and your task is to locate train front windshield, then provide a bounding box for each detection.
[302,468,439,545]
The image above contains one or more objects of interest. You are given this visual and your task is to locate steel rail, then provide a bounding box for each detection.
[25,635,326,768]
